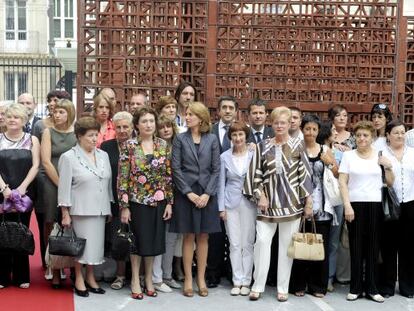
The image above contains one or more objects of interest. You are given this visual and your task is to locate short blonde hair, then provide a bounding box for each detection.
[55,99,76,130]
[353,120,376,137]
[270,106,291,123]
[5,103,28,124]
[187,102,211,133]
[93,92,115,119]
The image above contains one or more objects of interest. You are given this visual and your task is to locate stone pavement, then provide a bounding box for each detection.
[74,279,414,311]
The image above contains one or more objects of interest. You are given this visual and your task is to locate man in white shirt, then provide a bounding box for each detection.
[18,93,40,134]
[212,96,238,153]
[289,107,304,140]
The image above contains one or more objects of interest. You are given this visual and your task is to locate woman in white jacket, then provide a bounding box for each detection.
[218,121,256,297]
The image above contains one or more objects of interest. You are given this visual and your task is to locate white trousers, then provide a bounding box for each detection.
[225,199,256,286]
[152,224,180,283]
[251,218,301,294]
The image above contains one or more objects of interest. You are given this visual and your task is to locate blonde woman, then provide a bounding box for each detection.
[93,92,116,148]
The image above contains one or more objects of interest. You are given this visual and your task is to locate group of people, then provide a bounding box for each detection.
[0,82,413,305]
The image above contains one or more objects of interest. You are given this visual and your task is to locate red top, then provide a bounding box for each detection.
[97,120,116,148]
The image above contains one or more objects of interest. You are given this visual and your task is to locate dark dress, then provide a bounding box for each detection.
[0,133,34,286]
[170,143,221,234]
[43,128,76,223]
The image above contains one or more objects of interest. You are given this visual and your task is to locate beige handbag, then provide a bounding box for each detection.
[287,217,325,261]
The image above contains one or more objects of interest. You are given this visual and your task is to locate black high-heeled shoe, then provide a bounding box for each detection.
[85,282,105,294]
[74,286,89,297]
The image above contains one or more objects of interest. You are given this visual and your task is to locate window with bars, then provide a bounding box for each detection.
[53,0,74,39]
[4,72,28,101]
[5,0,27,41]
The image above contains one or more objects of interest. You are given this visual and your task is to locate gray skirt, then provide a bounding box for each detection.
[71,215,106,265]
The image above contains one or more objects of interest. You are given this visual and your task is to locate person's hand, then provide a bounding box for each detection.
[16,186,27,196]
[378,155,392,169]
[344,204,355,222]
[187,192,200,205]
[220,211,227,221]
[163,204,172,220]
[196,194,210,208]
[2,187,11,200]
[61,213,72,228]
[303,206,313,218]
[120,207,131,224]
[258,194,269,214]
[320,151,335,166]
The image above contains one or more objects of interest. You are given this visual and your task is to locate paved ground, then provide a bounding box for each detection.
[74,279,414,311]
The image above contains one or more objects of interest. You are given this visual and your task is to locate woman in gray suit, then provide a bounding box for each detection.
[218,121,256,296]
[58,117,112,297]
[170,102,221,298]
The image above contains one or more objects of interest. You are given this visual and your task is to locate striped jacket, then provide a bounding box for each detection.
[243,137,313,223]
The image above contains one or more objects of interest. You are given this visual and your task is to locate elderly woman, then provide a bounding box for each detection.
[58,117,112,297]
[289,115,338,298]
[218,121,256,296]
[379,120,414,298]
[0,103,40,289]
[151,114,183,292]
[243,106,313,302]
[371,103,393,152]
[41,99,76,288]
[170,102,221,298]
[338,121,394,303]
[93,92,116,148]
[100,111,134,291]
[118,107,173,300]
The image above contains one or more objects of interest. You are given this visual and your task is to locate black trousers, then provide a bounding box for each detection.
[347,202,382,295]
[289,219,331,295]
[0,212,32,286]
[380,200,414,297]
[206,220,230,282]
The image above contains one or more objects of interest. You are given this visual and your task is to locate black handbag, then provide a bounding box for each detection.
[0,214,35,255]
[111,223,136,260]
[48,228,86,257]
[379,152,400,221]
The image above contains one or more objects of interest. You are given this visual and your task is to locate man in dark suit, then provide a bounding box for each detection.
[246,98,274,144]
[18,93,41,134]
[207,96,238,288]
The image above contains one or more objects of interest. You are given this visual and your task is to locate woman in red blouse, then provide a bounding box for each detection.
[93,91,116,148]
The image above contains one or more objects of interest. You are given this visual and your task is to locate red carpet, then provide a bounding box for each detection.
[0,214,74,311]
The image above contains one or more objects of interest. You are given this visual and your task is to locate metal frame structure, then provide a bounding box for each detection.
[77,0,413,126]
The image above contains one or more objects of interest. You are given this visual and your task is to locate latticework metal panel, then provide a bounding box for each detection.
[78,0,406,118]
[399,16,414,128]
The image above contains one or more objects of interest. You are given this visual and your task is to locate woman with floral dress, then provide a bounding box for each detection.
[118,106,173,300]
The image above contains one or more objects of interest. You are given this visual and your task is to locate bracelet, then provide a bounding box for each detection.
[0,184,9,193]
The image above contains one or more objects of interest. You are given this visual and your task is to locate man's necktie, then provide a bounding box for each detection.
[222,125,231,151]
[255,132,262,143]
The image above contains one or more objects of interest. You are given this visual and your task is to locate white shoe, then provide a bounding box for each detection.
[230,286,241,296]
[346,293,359,301]
[368,294,385,303]
[154,282,172,293]
[60,269,67,280]
[240,286,250,296]
[44,267,53,280]
[164,278,182,289]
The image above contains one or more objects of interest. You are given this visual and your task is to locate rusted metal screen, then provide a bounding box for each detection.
[78,0,410,121]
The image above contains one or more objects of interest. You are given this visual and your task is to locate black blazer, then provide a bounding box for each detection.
[100,138,120,216]
[246,125,275,144]
[211,122,231,154]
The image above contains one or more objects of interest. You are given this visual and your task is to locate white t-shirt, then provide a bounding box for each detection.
[338,150,382,202]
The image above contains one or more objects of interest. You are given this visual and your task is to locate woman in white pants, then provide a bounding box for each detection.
[244,106,313,302]
[218,121,256,296]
